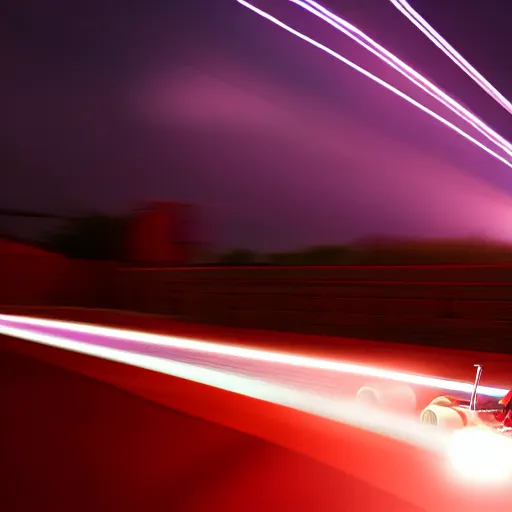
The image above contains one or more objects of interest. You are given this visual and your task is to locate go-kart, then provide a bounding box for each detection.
[419,365,512,436]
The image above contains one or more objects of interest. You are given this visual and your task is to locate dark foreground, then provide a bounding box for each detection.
[2,349,422,512]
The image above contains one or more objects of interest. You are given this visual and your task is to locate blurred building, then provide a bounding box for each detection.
[126,201,200,266]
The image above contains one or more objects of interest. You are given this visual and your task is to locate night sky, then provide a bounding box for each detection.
[2,0,512,250]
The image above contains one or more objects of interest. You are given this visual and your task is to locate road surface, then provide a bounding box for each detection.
[3,349,425,512]
[2,310,512,511]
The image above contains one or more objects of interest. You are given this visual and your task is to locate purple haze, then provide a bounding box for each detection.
[1,0,512,251]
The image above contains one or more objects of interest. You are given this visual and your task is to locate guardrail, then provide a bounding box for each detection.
[111,270,512,352]
[3,259,512,352]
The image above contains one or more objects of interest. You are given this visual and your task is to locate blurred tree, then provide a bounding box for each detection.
[43,213,126,260]
[267,245,351,265]
[352,236,512,265]
[263,239,512,266]
[218,248,259,265]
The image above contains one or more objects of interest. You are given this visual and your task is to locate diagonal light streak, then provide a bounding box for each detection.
[295,0,512,157]
[0,321,451,451]
[390,0,512,116]
[235,1,512,169]
[0,314,508,398]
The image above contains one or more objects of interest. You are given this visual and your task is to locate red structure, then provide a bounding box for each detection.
[127,201,199,266]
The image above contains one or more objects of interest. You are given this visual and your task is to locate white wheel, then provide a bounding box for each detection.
[420,404,465,429]
[356,386,380,408]
[356,383,417,414]
[429,396,453,407]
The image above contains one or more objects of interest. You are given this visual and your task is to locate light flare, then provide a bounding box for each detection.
[448,427,512,483]
[294,0,512,157]
[390,0,512,116]
[0,314,508,398]
[236,1,512,169]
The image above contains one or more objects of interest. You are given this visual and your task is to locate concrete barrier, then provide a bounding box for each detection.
[104,266,512,351]
[5,258,512,351]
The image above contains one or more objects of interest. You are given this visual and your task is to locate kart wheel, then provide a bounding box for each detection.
[420,404,465,429]
[356,384,417,414]
[429,396,453,407]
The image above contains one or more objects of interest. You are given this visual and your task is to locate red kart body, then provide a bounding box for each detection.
[420,367,512,435]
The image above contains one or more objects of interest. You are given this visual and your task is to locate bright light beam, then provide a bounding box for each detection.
[0,321,452,452]
[295,0,512,157]
[390,0,512,116]
[235,1,512,169]
[0,314,508,398]
[448,427,512,483]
